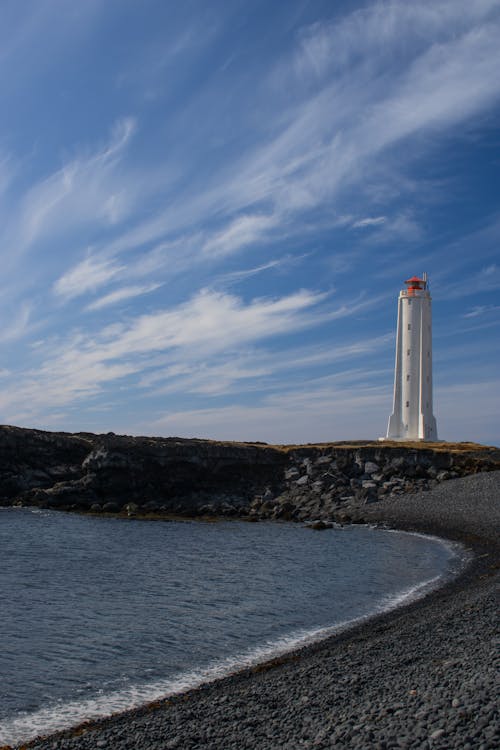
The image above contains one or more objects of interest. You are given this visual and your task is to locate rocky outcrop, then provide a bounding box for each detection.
[0,425,498,520]
[249,444,500,523]
[0,426,287,514]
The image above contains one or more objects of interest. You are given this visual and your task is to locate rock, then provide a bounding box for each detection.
[285,468,299,480]
[295,475,309,486]
[315,456,332,465]
[90,503,102,512]
[307,520,333,530]
[143,500,161,512]
[437,470,451,482]
[364,461,380,474]
[274,501,296,520]
[102,501,120,513]
[429,728,445,740]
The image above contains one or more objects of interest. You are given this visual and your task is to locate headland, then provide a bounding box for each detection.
[1,426,498,749]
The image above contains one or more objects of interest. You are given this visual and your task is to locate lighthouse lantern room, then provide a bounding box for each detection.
[385,273,438,441]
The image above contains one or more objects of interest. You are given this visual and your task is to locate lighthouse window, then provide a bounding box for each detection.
[407,324,411,330]
[405,401,409,407]
[406,374,410,381]
[407,349,410,356]
[408,299,412,305]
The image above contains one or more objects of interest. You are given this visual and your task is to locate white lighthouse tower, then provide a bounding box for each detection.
[386,273,438,441]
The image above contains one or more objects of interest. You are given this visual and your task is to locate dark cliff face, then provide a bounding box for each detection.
[0,425,498,519]
[0,426,288,514]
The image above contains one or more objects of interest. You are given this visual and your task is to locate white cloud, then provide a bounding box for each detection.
[463,304,500,318]
[0,288,328,417]
[0,303,33,343]
[202,213,279,257]
[53,256,125,300]
[37,0,500,298]
[18,118,136,249]
[86,283,163,311]
[144,333,393,398]
[214,255,305,287]
[352,216,387,229]
[441,263,500,298]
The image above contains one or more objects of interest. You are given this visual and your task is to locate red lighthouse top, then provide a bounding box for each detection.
[405,275,426,290]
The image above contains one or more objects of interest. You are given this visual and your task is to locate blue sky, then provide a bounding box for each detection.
[0,0,499,445]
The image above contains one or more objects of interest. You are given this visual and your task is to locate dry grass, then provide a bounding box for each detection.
[186,438,498,454]
[270,440,497,453]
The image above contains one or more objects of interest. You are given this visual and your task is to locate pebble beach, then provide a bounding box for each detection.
[16,471,500,750]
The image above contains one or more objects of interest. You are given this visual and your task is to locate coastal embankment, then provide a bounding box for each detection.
[1,425,499,523]
[12,469,499,750]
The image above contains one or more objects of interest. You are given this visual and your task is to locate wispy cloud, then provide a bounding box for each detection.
[201,213,279,258]
[85,283,163,311]
[0,1,499,443]
[443,263,500,299]
[352,216,387,229]
[463,304,500,318]
[0,303,33,343]
[18,118,136,249]
[53,256,126,301]
[214,254,306,287]
[84,0,500,275]
[0,288,328,417]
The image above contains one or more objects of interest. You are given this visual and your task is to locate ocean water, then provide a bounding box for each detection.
[0,508,463,745]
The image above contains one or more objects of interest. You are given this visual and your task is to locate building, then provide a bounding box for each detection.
[385,273,438,441]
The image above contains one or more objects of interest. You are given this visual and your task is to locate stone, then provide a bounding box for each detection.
[295,475,309,486]
[436,470,451,482]
[364,461,380,474]
[429,729,445,740]
[307,520,333,530]
[102,501,120,513]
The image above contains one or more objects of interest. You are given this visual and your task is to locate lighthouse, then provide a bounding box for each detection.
[385,273,438,441]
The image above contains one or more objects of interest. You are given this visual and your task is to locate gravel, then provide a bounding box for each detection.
[19,471,500,750]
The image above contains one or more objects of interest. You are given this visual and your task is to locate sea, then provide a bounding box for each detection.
[0,507,464,746]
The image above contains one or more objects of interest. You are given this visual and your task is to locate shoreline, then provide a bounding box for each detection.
[9,471,500,750]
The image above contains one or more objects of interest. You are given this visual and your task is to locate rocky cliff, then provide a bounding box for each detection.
[0,425,498,522]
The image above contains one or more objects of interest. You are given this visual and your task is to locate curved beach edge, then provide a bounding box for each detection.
[13,471,500,750]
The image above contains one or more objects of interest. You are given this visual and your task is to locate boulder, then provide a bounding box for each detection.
[102,501,120,513]
[307,520,333,530]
